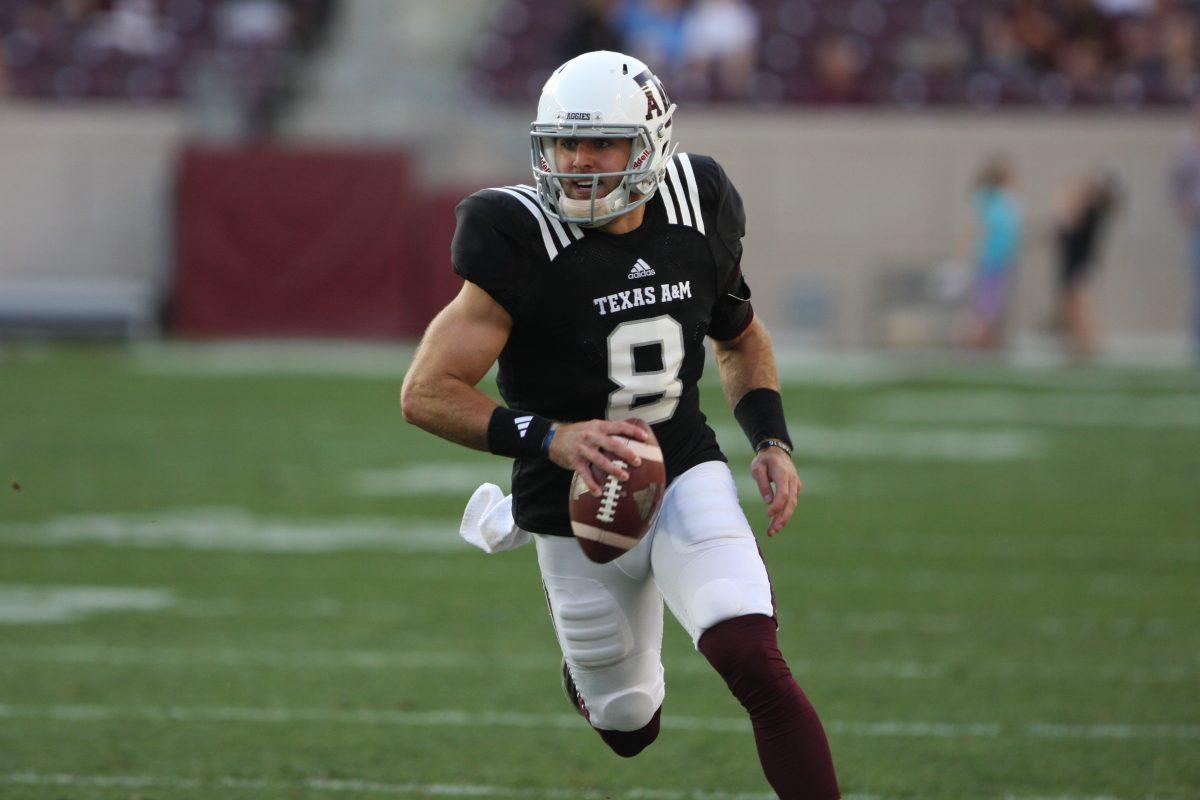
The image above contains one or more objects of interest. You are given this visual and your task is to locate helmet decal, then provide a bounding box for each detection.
[633,69,671,121]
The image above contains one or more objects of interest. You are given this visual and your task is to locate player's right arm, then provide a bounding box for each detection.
[400,280,647,493]
[400,280,513,451]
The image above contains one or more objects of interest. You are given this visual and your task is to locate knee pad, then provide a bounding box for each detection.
[590,687,660,733]
[571,650,666,732]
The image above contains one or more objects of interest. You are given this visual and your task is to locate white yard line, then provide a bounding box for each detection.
[1,703,1197,742]
[121,339,1200,392]
[128,341,416,378]
[349,464,512,497]
[767,349,1200,391]
[720,566,1193,598]
[349,465,835,499]
[0,584,1184,635]
[0,509,466,553]
[0,772,1177,800]
[866,390,1200,429]
[168,604,1184,634]
[0,586,175,624]
[826,530,1200,566]
[0,645,1190,685]
[713,424,1045,462]
[1027,723,1200,741]
[1,771,778,800]
[6,507,1194,567]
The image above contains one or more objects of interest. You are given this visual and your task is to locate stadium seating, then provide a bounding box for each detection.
[0,0,325,102]
[467,0,1199,108]
[4,1,1193,108]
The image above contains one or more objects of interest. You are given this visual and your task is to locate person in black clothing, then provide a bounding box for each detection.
[559,0,624,61]
[401,51,839,800]
[1054,164,1122,358]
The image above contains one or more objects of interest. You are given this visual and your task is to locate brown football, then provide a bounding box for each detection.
[568,423,666,563]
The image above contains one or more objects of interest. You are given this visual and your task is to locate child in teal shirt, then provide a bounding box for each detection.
[968,156,1023,349]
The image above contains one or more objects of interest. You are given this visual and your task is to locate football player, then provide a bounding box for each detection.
[401,51,840,799]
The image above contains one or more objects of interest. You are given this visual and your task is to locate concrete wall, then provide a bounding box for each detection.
[0,105,185,332]
[0,104,1192,349]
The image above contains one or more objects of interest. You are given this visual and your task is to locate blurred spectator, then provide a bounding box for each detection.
[1009,0,1060,73]
[1169,99,1200,360]
[1059,0,1115,44]
[289,0,338,54]
[560,0,623,62]
[680,0,759,100]
[612,0,687,77]
[965,155,1023,350]
[208,0,296,138]
[85,0,173,58]
[1056,32,1109,100]
[1115,11,1163,84]
[1161,7,1199,100]
[1094,0,1155,12]
[1053,164,1123,358]
[978,10,1029,81]
[895,1,973,102]
[812,34,872,104]
[1054,0,1116,100]
[0,45,10,99]
[215,0,291,48]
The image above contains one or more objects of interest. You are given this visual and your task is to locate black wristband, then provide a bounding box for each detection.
[733,387,792,453]
[487,407,552,459]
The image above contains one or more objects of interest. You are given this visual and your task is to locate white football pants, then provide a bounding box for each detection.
[533,460,775,732]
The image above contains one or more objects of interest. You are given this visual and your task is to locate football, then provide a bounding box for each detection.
[568,422,666,563]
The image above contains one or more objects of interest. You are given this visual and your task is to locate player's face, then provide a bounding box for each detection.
[555,137,633,200]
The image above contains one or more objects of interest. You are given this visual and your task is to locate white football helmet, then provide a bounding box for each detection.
[531,51,677,228]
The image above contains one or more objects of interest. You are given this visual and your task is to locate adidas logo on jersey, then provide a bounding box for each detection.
[627,259,656,280]
[514,415,533,438]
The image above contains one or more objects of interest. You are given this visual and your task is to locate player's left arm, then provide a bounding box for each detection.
[712,317,799,537]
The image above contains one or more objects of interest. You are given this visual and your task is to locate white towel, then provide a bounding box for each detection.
[459,483,529,554]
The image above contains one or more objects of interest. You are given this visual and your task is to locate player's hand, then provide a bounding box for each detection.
[548,419,651,496]
[750,446,801,537]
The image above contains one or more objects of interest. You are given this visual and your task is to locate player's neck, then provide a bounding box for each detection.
[600,203,646,235]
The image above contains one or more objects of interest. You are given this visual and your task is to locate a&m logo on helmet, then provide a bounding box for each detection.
[633,69,671,121]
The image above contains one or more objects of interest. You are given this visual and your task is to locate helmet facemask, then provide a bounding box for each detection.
[530,111,676,228]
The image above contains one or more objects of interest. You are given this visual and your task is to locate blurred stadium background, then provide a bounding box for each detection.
[1,2,1199,799]
[1,0,1198,351]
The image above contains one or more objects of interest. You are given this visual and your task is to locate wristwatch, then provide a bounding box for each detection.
[755,438,793,456]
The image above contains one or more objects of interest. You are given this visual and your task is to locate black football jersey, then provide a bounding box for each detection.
[451,153,754,536]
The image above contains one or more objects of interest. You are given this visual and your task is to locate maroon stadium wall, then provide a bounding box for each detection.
[171,146,464,338]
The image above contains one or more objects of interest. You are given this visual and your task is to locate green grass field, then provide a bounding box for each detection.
[1,342,1198,800]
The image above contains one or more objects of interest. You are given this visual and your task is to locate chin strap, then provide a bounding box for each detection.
[558,183,627,225]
